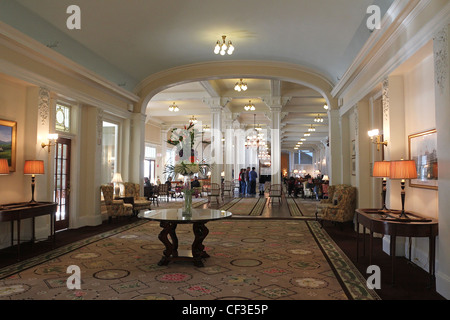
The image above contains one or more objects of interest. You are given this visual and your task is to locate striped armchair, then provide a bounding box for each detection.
[101,184,133,222]
[124,182,152,214]
[315,184,357,227]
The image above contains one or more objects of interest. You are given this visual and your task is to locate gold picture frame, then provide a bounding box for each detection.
[0,119,17,172]
[408,129,437,190]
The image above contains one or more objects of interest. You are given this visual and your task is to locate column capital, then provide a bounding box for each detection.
[262,96,291,110]
[202,97,231,111]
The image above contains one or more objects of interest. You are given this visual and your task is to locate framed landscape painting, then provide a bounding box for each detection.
[408,129,438,190]
[0,119,17,172]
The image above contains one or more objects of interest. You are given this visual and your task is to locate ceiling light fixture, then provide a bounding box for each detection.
[234,79,247,92]
[308,124,316,132]
[244,100,256,111]
[168,102,179,112]
[314,114,324,123]
[214,35,234,55]
[189,115,198,124]
[324,104,329,110]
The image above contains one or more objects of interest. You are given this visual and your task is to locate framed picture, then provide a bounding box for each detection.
[408,129,437,190]
[0,119,17,172]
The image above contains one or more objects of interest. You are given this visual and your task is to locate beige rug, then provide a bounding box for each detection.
[0,219,379,300]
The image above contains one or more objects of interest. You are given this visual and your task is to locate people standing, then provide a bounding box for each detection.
[249,167,258,195]
[245,167,250,196]
[239,168,246,196]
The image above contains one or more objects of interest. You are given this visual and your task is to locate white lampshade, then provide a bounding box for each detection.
[111,173,123,183]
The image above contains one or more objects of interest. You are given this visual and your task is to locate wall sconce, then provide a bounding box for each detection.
[41,133,59,153]
[368,129,387,151]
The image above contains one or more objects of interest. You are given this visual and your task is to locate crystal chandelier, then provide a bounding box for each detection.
[234,79,247,92]
[168,102,179,112]
[244,100,256,111]
[214,35,234,55]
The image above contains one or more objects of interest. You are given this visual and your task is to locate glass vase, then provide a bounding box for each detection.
[183,175,193,216]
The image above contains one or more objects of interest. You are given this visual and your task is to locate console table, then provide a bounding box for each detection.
[138,208,232,267]
[355,208,438,287]
[0,202,57,260]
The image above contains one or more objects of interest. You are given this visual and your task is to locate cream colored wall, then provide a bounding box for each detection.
[0,76,42,248]
[403,53,438,219]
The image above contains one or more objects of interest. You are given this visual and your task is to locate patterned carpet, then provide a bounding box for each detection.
[0,217,379,300]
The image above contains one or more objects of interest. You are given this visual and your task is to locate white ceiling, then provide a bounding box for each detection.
[4,0,394,151]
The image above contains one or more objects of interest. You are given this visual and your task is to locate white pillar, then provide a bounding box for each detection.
[224,113,233,181]
[204,98,229,185]
[328,109,342,184]
[434,25,450,299]
[270,105,281,185]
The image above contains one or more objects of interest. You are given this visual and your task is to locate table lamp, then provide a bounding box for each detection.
[372,161,390,212]
[389,159,417,218]
[111,172,123,197]
[0,159,9,175]
[322,175,329,182]
[24,160,45,204]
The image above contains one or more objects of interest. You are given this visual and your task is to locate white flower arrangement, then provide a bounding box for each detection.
[173,161,199,176]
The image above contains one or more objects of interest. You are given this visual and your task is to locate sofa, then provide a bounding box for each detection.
[315,184,357,227]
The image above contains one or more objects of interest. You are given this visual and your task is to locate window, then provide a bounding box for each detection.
[144,145,156,184]
[295,150,313,165]
[55,103,71,132]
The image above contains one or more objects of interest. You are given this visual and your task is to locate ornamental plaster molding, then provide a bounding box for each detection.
[38,87,50,126]
[433,27,449,95]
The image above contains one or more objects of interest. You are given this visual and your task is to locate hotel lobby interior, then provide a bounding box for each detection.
[0,0,449,305]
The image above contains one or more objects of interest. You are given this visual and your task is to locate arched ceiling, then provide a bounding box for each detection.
[2,0,394,152]
[146,78,329,152]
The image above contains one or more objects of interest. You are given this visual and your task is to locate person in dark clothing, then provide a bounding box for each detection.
[287,176,295,196]
[249,167,258,195]
[191,176,200,188]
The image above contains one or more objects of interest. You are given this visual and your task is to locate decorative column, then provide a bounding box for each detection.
[203,98,229,185]
[129,112,147,188]
[434,25,450,298]
[328,108,342,184]
[160,126,170,179]
[270,103,282,185]
[223,112,234,181]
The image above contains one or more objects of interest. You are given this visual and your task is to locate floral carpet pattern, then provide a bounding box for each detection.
[0,218,379,300]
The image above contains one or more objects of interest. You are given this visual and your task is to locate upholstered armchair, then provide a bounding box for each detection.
[101,184,133,222]
[123,182,152,214]
[316,184,357,227]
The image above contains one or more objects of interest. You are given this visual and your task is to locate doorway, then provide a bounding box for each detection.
[53,137,71,231]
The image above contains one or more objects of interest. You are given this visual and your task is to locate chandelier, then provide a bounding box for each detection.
[168,102,179,112]
[324,103,329,110]
[314,114,324,123]
[189,115,198,124]
[214,35,234,55]
[234,79,248,92]
[244,100,256,111]
[245,114,261,148]
[308,124,316,132]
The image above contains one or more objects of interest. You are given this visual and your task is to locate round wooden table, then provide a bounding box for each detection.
[138,208,232,267]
